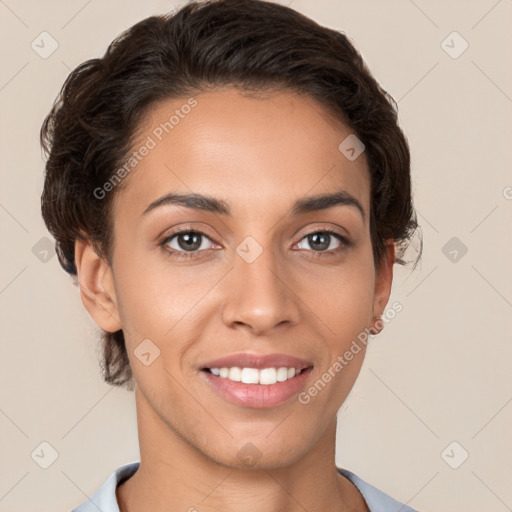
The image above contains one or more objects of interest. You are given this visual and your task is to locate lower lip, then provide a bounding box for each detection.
[200,367,313,408]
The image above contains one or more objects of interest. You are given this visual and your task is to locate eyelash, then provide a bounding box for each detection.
[159,227,351,261]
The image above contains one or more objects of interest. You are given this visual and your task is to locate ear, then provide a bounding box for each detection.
[74,238,122,333]
[370,241,395,335]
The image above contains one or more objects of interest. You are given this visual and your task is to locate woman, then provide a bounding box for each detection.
[40,0,421,510]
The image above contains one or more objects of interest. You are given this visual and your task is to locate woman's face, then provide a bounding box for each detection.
[82,87,393,468]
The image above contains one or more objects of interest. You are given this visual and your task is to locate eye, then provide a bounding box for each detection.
[160,229,217,260]
[159,227,351,261]
[295,228,350,257]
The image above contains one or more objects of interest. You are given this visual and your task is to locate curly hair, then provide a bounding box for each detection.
[40,0,420,391]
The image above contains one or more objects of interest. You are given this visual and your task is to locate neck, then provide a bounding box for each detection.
[116,385,368,512]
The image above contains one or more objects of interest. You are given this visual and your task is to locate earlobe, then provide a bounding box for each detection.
[370,242,395,335]
[74,238,122,333]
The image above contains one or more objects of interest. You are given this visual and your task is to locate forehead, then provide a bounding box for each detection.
[113,87,370,222]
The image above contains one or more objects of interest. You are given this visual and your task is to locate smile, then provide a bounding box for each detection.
[200,366,314,408]
[204,366,305,385]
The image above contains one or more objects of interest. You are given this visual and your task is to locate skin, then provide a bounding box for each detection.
[75,87,394,512]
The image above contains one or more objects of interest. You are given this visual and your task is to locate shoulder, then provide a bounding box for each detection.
[70,461,140,512]
[337,467,421,512]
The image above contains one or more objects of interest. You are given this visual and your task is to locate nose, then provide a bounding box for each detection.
[221,240,301,335]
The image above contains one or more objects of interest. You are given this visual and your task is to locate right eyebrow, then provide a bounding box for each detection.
[142,192,230,217]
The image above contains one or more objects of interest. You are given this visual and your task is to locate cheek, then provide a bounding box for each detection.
[324,271,374,325]
[303,252,375,329]
[112,246,224,356]
[314,285,374,379]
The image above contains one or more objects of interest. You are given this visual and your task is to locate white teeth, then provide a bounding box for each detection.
[228,367,242,381]
[276,367,289,382]
[208,366,302,385]
[259,368,276,385]
[241,368,259,384]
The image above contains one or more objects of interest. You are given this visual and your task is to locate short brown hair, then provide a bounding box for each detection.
[40,0,420,390]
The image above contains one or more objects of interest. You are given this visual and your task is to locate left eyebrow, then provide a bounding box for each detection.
[290,190,365,221]
[141,190,365,221]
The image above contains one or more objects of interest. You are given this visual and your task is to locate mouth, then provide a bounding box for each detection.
[199,365,314,408]
[200,366,312,385]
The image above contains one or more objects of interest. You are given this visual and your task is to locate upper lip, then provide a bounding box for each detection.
[201,352,313,370]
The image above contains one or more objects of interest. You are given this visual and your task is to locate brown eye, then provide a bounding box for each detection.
[160,230,216,260]
[295,229,351,257]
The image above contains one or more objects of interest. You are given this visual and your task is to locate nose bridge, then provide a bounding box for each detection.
[221,233,299,333]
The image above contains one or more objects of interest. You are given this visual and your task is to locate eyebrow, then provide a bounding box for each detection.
[142,190,365,221]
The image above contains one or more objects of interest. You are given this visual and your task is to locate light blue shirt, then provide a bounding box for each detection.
[71,461,420,512]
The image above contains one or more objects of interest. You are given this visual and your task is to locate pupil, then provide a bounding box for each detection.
[309,233,329,251]
[178,232,201,251]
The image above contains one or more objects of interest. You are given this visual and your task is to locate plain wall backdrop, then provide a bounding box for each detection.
[0,1,511,511]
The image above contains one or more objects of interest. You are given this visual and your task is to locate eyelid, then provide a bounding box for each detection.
[297,222,351,239]
[159,223,218,242]
[300,225,348,238]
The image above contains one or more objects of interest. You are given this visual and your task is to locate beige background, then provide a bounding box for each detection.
[1,0,511,511]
